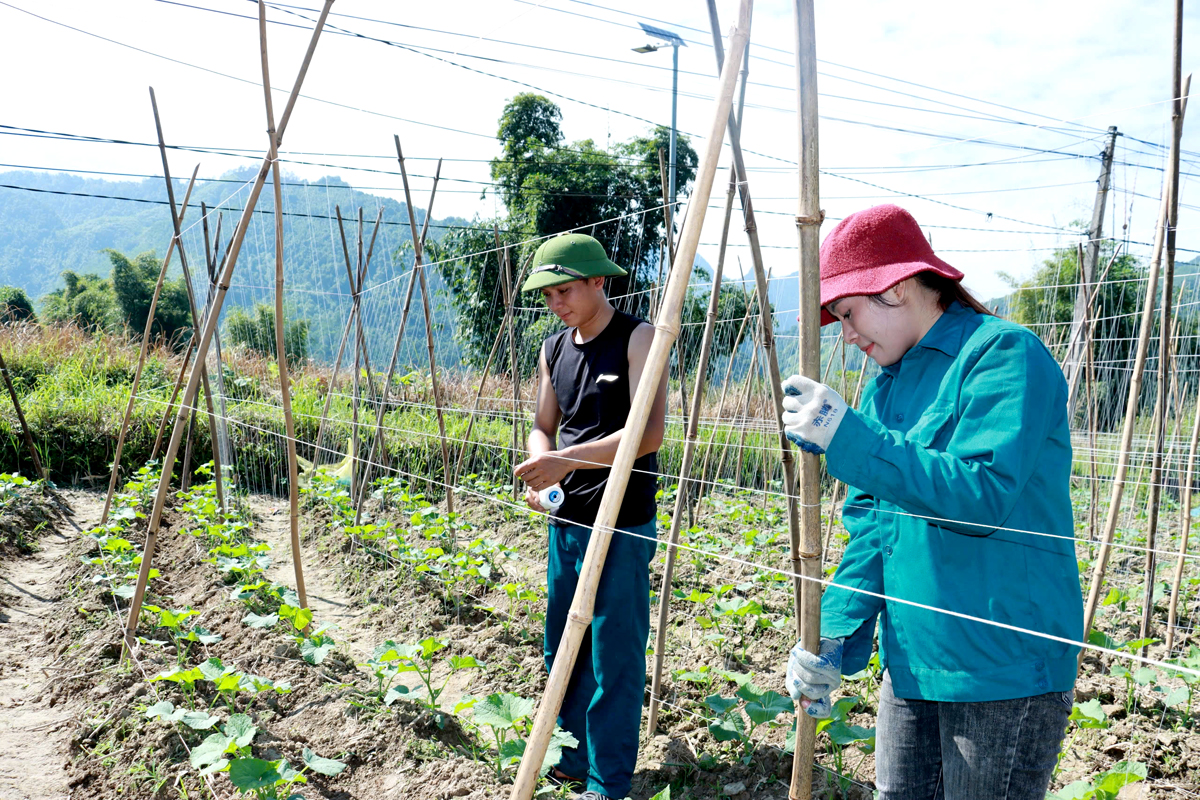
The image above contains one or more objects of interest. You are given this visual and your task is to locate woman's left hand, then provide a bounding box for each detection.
[781,375,848,455]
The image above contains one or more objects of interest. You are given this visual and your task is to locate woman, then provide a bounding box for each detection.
[781,204,1082,800]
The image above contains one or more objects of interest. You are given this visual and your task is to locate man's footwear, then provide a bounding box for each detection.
[575,792,612,800]
[547,768,582,790]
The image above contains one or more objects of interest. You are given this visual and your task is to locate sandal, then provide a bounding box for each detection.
[547,768,583,788]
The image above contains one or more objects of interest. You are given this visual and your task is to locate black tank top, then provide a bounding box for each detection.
[544,309,659,528]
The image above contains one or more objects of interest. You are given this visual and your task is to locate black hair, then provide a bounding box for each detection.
[868,271,995,316]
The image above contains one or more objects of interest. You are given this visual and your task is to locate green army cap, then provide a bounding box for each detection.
[521,233,628,292]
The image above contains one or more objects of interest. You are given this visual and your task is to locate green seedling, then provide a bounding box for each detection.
[190,714,258,775]
[1056,700,1110,777]
[357,642,411,708]
[150,665,206,709]
[144,700,220,731]
[465,692,578,780]
[1049,760,1148,800]
[391,638,482,716]
[704,683,792,763]
[279,603,314,632]
[226,749,346,800]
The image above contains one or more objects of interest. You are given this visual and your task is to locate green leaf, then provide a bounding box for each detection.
[179,711,221,730]
[274,759,306,784]
[228,758,281,791]
[190,733,235,769]
[826,721,876,746]
[1133,667,1158,686]
[302,748,348,777]
[1068,699,1109,729]
[224,714,257,748]
[475,693,534,730]
[242,612,279,629]
[279,604,314,631]
[145,700,176,721]
[1087,630,1119,651]
[648,787,672,800]
[199,657,230,682]
[704,694,739,716]
[300,640,335,665]
[449,655,481,670]
[744,690,792,725]
[1049,780,1094,800]
[186,626,222,644]
[1092,761,1148,795]
[383,687,408,707]
[540,727,580,777]
[1165,686,1190,708]
[708,710,746,742]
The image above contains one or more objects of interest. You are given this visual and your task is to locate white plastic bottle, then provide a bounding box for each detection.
[538,485,565,513]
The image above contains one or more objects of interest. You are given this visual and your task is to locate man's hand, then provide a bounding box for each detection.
[781,375,848,456]
[514,451,572,491]
[524,485,545,513]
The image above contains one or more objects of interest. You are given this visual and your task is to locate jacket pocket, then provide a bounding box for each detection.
[905,402,955,448]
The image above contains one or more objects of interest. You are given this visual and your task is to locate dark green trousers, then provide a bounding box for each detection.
[544,520,657,799]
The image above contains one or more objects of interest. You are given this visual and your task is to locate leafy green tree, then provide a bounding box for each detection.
[1003,242,1166,428]
[0,286,35,322]
[225,302,309,366]
[436,93,699,369]
[40,271,118,330]
[108,249,193,346]
[675,277,756,381]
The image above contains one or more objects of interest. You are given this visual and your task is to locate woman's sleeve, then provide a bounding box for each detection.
[823,329,1063,538]
[820,485,884,675]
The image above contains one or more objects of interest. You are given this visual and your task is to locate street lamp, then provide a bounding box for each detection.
[632,22,685,216]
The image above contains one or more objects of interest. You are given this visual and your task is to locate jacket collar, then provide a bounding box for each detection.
[880,301,971,377]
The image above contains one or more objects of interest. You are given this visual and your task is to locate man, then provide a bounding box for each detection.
[514,233,667,800]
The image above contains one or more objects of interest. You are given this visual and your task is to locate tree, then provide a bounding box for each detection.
[675,277,755,381]
[0,286,35,322]
[40,271,117,330]
[1003,242,1170,429]
[436,94,699,369]
[108,249,193,346]
[225,302,309,367]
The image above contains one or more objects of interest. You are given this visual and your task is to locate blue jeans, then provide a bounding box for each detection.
[544,520,657,800]
[876,672,1072,800]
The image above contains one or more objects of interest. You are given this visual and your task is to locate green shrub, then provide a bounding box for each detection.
[0,286,35,322]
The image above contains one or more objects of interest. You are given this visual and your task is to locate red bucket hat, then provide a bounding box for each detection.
[819,204,964,326]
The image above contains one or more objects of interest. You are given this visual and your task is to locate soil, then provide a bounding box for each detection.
[0,482,1195,800]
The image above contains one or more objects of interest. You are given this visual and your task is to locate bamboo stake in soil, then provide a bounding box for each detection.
[1167,390,1200,651]
[507,9,750,796]
[101,165,199,523]
[789,0,825,795]
[394,139,455,516]
[1082,70,1190,641]
[449,254,533,490]
[0,349,46,481]
[647,163,741,737]
[260,0,308,610]
[312,206,378,471]
[353,165,444,524]
[122,1,334,656]
[149,89,226,517]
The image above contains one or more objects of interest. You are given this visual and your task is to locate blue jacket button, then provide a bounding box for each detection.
[896,413,905,422]
[884,546,893,556]
[1035,661,1045,671]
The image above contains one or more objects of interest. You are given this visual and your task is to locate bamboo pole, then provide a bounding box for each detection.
[647,163,741,737]
[260,0,308,611]
[394,141,455,517]
[1167,391,1200,651]
[507,9,750,796]
[149,89,227,516]
[789,0,824,795]
[449,256,533,489]
[101,166,199,523]
[1082,69,1190,640]
[312,206,377,470]
[122,1,334,655]
[152,339,195,461]
[353,167,445,524]
[0,348,46,481]
[1140,18,1187,648]
[501,232,522,500]
[350,210,363,500]
[823,365,868,554]
[697,278,758,489]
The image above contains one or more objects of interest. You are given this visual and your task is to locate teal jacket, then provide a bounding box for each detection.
[821,302,1083,702]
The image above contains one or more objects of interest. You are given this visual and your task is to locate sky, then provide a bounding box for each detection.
[3,0,1200,306]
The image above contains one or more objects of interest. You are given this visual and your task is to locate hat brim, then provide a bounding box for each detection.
[520,258,628,292]
[819,256,963,326]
